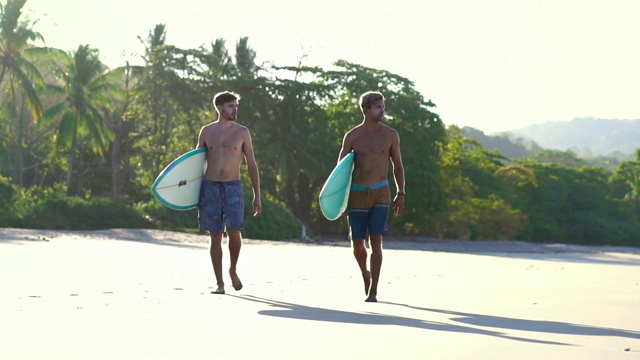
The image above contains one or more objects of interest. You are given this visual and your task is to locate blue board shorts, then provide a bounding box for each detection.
[198,180,244,233]
[347,180,391,240]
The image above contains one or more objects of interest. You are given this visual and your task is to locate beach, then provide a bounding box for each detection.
[1,228,639,359]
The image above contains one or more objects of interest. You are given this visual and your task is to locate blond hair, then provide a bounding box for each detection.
[359,91,384,111]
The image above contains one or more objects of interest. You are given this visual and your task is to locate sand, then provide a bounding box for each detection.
[1,228,639,359]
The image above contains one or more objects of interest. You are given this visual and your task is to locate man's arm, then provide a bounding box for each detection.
[390,130,405,216]
[243,129,262,217]
[196,126,207,149]
[338,132,353,162]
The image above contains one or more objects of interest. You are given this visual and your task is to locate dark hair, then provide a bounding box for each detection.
[359,91,384,110]
[213,91,241,106]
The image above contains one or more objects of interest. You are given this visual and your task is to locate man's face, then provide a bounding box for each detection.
[218,101,238,121]
[366,100,385,122]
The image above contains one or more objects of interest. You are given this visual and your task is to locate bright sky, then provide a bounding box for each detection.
[23,0,640,134]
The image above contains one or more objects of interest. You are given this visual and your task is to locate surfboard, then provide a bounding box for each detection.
[319,152,355,221]
[151,147,207,210]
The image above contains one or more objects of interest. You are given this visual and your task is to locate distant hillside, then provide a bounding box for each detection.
[461,127,541,159]
[506,118,640,156]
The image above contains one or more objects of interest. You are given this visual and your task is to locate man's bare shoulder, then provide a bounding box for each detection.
[345,123,366,136]
[235,122,250,132]
[200,121,218,132]
[380,122,398,133]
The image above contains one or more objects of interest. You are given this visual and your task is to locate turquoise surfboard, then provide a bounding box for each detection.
[151,148,207,210]
[319,152,355,221]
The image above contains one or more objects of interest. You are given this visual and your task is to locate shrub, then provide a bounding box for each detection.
[138,186,306,240]
[134,200,199,231]
[13,184,153,229]
[242,192,305,240]
[0,176,17,225]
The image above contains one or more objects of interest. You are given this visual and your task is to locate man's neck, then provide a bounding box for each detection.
[362,117,381,127]
[216,118,235,127]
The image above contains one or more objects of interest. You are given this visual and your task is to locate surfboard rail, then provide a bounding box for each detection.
[319,152,355,221]
[151,147,207,211]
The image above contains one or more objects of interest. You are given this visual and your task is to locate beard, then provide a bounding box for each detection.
[222,110,237,121]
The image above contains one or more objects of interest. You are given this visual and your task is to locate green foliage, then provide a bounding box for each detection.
[134,200,198,231]
[0,0,46,186]
[38,45,121,195]
[0,175,17,224]
[242,191,305,241]
[461,126,541,159]
[514,164,639,245]
[11,183,153,229]
[1,7,640,246]
[436,127,525,240]
[522,149,589,169]
[565,210,639,246]
[136,186,304,240]
[439,196,526,240]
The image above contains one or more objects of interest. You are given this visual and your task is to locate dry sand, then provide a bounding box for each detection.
[1,228,639,359]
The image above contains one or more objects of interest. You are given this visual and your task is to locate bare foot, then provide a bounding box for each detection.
[362,270,371,295]
[230,271,243,291]
[365,293,377,302]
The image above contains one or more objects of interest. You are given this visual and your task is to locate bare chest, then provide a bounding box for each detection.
[352,136,391,156]
[205,128,244,153]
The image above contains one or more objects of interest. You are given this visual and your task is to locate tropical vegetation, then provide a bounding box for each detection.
[1,0,639,245]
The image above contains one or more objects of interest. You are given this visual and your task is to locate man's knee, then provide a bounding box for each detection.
[351,239,366,250]
[369,236,383,251]
[209,232,223,243]
[227,230,242,242]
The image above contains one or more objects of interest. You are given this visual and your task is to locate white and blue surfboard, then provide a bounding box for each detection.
[151,148,207,210]
[319,152,355,221]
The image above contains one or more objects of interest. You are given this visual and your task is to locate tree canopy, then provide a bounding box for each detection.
[1,0,638,246]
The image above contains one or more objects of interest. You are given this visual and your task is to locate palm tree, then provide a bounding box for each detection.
[0,0,45,185]
[136,24,180,168]
[39,44,122,195]
[104,62,142,200]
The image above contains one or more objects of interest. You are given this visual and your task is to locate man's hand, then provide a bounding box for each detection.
[253,198,262,217]
[392,194,405,216]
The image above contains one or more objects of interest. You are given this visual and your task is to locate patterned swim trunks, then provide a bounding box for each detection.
[198,180,244,233]
[347,180,391,239]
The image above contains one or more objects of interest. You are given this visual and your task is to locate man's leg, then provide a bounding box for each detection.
[366,235,383,302]
[227,230,243,291]
[209,232,225,294]
[352,238,371,296]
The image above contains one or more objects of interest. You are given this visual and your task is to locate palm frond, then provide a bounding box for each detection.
[39,101,69,128]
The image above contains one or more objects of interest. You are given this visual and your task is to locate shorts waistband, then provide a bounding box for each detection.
[203,180,241,186]
[351,180,389,191]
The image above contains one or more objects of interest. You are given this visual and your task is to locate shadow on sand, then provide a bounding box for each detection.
[230,294,621,346]
[380,302,640,340]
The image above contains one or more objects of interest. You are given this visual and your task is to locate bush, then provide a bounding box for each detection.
[439,195,526,240]
[566,210,640,246]
[135,200,199,231]
[4,181,305,239]
[138,186,306,240]
[242,192,305,240]
[13,184,153,229]
[0,176,17,225]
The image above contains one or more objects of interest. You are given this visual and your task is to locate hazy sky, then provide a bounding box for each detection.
[23,0,640,133]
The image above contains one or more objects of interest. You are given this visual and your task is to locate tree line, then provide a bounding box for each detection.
[1,0,639,245]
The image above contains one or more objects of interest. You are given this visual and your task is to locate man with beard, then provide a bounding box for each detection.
[337,91,405,302]
[197,91,262,294]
